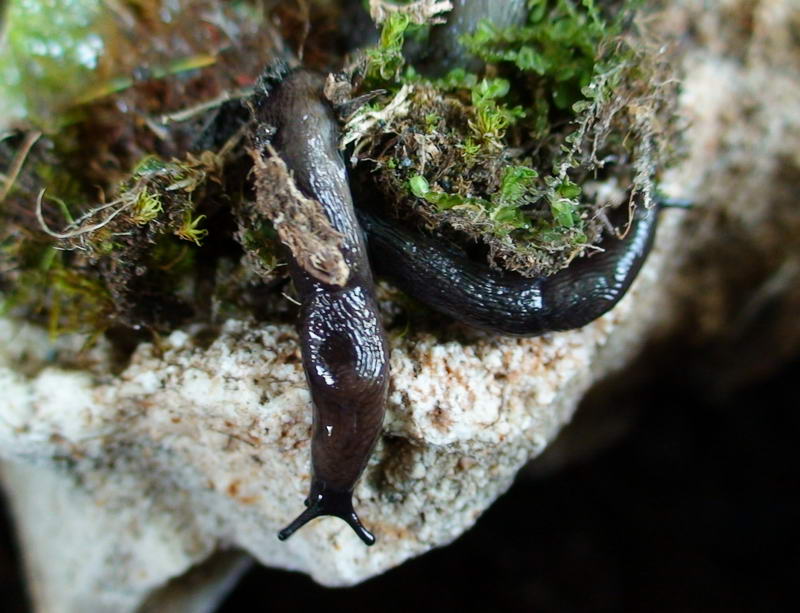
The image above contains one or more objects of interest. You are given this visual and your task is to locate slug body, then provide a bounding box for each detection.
[357,198,660,336]
[256,69,389,545]
[249,3,664,547]
[362,0,660,336]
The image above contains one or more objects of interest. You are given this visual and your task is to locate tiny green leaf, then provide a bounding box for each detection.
[557,179,582,199]
[498,166,538,205]
[551,198,576,228]
[409,175,430,198]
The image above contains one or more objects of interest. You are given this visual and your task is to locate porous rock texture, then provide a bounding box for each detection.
[2,0,800,611]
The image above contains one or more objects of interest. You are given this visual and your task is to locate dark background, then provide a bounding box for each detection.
[3,351,798,612]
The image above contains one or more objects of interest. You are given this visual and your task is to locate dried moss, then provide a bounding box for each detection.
[248,148,349,286]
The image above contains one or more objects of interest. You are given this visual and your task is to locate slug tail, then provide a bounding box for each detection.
[278,485,376,546]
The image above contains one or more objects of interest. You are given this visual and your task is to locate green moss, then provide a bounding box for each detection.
[365,12,412,84]
[175,212,208,246]
[409,162,584,241]
[548,177,582,228]
[468,78,525,149]
[348,0,674,276]
[490,166,538,230]
[424,112,441,133]
[1,246,114,340]
[461,0,640,113]
[409,174,488,210]
[131,189,163,225]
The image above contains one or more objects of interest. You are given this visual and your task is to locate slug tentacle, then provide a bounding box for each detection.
[253,68,389,544]
[278,482,375,546]
[356,196,663,336]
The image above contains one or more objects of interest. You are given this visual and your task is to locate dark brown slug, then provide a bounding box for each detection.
[356,197,662,336]
[251,3,672,547]
[253,67,390,546]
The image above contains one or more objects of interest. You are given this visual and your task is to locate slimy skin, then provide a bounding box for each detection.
[254,68,389,545]
[357,198,660,336]
[252,3,666,547]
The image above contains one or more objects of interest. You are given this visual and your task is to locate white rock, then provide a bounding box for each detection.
[0,205,682,605]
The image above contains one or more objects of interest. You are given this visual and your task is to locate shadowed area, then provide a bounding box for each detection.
[220,350,800,612]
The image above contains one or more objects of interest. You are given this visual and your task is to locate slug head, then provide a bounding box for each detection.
[278,480,375,546]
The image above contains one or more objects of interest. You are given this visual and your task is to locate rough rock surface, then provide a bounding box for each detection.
[2,0,800,610]
[0,207,682,602]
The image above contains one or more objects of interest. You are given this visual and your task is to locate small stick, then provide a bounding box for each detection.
[158,87,254,124]
[0,130,42,204]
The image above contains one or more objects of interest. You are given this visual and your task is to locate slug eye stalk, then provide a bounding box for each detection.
[278,483,376,546]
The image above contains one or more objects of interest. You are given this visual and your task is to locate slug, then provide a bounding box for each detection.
[356,197,661,336]
[253,67,390,545]
[248,3,667,547]
[360,0,662,335]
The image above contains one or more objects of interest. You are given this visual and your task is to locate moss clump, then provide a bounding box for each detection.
[1,147,222,332]
[348,0,678,277]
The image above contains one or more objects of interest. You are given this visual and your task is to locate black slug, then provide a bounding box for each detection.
[359,0,662,336]
[253,68,390,545]
[356,197,661,336]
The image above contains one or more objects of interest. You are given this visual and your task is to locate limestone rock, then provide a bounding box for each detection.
[0,215,680,594]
